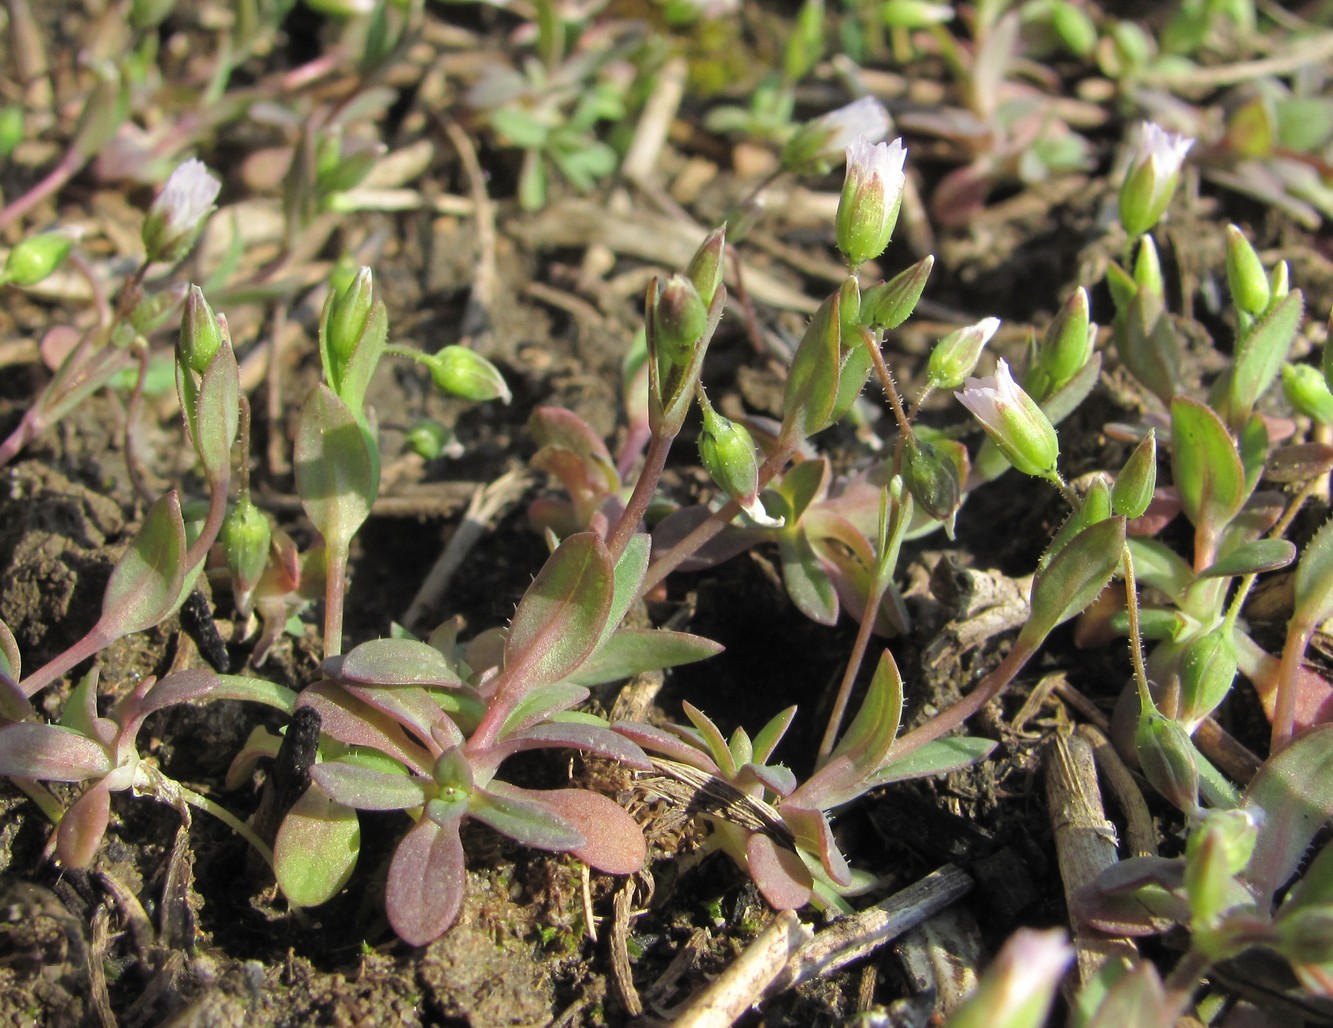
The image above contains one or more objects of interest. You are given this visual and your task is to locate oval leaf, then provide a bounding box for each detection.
[470,781,584,851]
[0,723,113,781]
[746,833,814,910]
[99,491,187,639]
[1244,724,1333,900]
[1021,516,1127,648]
[335,638,462,689]
[386,817,465,946]
[503,533,614,686]
[537,788,646,874]
[1199,537,1297,579]
[274,784,361,908]
[192,342,240,482]
[311,760,430,811]
[295,385,376,550]
[1171,397,1246,539]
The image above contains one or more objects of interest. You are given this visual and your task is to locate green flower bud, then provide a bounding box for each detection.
[903,436,961,524]
[927,317,999,391]
[653,274,707,369]
[1050,1,1097,57]
[0,106,22,159]
[1225,224,1270,317]
[1270,259,1290,300]
[879,0,953,27]
[1283,364,1333,424]
[325,267,375,368]
[686,225,726,308]
[1133,233,1164,298]
[1185,809,1258,928]
[179,285,223,376]
[698,401,759,506]
[3,231,74,287]
[1032,287,1095,397]
[860,256,934,331]
[1136,704,1200,814]
[1176,625,1240,730]
[835,137,906,269]
[1118,121,1193,237]
[406,419,460,460]
[429,345,511,404]
[1111,429,1157,519]
[220,494,272,617]
[142,158,220,264]
[955,358,1060,480]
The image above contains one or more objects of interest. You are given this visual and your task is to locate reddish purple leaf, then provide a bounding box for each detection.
[386,817,466,946]
[746,833,814,910]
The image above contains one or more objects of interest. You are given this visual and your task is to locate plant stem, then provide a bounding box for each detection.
[606,426,675,564]
[323,542,349,658]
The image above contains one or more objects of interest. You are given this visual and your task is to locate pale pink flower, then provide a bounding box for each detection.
[955,358,1060,479]
[143,158,221,262]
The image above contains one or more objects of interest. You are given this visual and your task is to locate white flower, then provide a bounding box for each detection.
[782,96,890,175]
[955,358,1060,480]
[143,158,221,262]
[836,136,908,266]
[1119,121,1194,235]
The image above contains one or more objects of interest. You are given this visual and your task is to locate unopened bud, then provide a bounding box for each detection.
[835,136,907,269]
[1185,808,1258,927]
[1032,288,1095,396]
[927,317,999,391]
[429,346,511,404]
[1225,225,1270,317]
[903,437,960,524]
[325,267,376,368]
[698,402,759,507]
[1284,363,1333,424]
[179,286,223,376]
[1133,233,1164,298]
[653,274,707,368]
[1177,625,1239,730]
[220,494,272,616]
[860,256,933,331]
[142,158,221,264]
[687,226,726,307]
[2,231,74,287]
[1111,430,1157,518]
[1136,704,1200,814]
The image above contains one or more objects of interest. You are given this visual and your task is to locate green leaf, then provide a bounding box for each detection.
[775,458,828,522]
[597,534,650,651]
[274,784,361,908]
[1294,517,1333,627]
[1198,538,1296,579]
[779,529,838,625]
[1114,290,1179,405]
[498,682,589,738]
[566,628,723,686]
[295,385,377,551]
[1040,477,1111,572]
[868,736,997,785]
[99,491,188,638]
[783,292,842,436]
[830,649,903,773]
[310,761,429,811]
[1244,724,1333,901]
[189,341,240,483]
[1020,517,1127,649]
[1230,289,1304,425]
[503,532,614,686]
[1171,397,1246,539]
[336,638,462,688]
[470,781,584,851]
[1040,352,1103,427]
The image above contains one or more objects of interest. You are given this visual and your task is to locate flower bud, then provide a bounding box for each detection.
[860,256,933,331]
[406,420,462,460]
[1133,233,1163,298]
[653,274,707,369]
[1185,808,1258,928]
[429,346,511,404]
[0,106,22,159]
[1270,259,1290,300]
[879,0,953,27]
[142,158,221,263]
[1225,224,1270,317]
[1118,121,1194,237]
[698,401,759,506]
[955,358,1060,480]
[927,317,999,391]
[220,494,272,617]
[325,267,375,368]
[835,136,906,269]
[1284,364,1333,425]
[2,231,74,287]
[1031,288,1095,397]
[179,285,223,376]
[903,436,960,524]
[687,225,726,308]
[1176,625,1239,730]
[781,96,890,176]
[1136,704,1200,814]
[1111,430,1157,519]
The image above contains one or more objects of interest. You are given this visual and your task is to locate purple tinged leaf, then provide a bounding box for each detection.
[295,385,377,550]
[612,721,722,773]
[341,682,464,752]
[650,506,768,572]
[782,805,852,887]
[488,722,651,770]
[333,638,462,689]
[311,761,431,811]
[867,736,997,786]
[274,783,361,908]
[298,683,431,774]
[503,533,614,687]
[830,649,904,773]
[1171,397,1247,543]
[1083,963,1170,1028]
[1244,724,1333,901]
[57,780,112,869]
[386,816,466,946]
[745,833,814,909]
[497,683,589,740]
[470,781,585,851]
[567,629,724,687]
[0,723,113,781]
[538,788,646,874]
[0,618,20,681]
[602,534,651,648]
[190,339,240,482]
[98,491,187,640]
[738,762,798,797]
[751,707,797,766]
